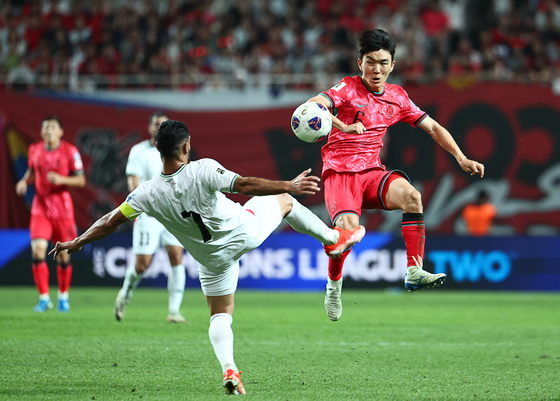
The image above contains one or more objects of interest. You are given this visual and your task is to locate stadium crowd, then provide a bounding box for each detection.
[0,0,558,91]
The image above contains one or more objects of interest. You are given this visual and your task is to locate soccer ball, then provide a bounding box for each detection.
[291,102,332,143]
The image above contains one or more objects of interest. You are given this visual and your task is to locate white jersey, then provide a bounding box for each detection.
[120,158,253,270]
[126,140,162,184]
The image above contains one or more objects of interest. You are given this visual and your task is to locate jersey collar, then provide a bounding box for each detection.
[360,78,385,96]
[160,164,186,178]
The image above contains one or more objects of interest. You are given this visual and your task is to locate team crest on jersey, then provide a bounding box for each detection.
[331,82,346,91]
[384,104,395,120]
[216,168,225,174]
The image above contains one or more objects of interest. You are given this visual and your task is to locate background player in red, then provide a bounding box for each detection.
[306,29,485,321]
[15,116,86,313]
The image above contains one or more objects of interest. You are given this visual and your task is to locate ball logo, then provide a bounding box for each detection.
[308,116,322,131]
[301,108,308,115]
[291,116,300,130]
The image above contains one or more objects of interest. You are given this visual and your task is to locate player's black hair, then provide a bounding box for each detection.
[476,190,489,205]
[358,29,396,62]
[43,116,63,129]
[156,120,190,160]
[149,110,169,124]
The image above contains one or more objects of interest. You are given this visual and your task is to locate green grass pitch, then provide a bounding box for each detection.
[1,287,559,400]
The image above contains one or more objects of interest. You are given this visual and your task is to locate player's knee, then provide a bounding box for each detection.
[31,244,47,260]
[405,189,422,212]
[276,193,293,217]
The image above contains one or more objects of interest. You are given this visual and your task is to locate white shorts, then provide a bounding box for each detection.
[132,213,183,255]
[198,195,283,296]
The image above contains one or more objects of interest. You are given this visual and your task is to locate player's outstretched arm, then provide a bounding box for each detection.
[307,95,365,135]
[419,116,485,178]
[233,168,321,196]
[15,168,35,196]
[46,172,86,187]
[49,208,129,259]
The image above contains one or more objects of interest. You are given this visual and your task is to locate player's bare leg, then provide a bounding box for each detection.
[385,178,446,292]
[166,245,187,323]
[31,239,53,312]
[206,293,245,395]
[115,254,152,321]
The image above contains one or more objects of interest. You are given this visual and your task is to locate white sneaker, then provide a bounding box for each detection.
[324,278,343,321]
[167,312,187,323]
[114,289,129,321]
[404,256,446,292]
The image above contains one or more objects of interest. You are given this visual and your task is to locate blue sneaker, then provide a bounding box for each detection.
[57,299,70,313]
[33,299,53,312]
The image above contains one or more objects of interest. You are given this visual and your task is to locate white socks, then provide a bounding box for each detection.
[284,197,338,245]
[209,313,237,374]
[122,264,143,299]
[168,265,186,314]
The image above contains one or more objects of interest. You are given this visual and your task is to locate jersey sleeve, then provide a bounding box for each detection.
[398,90,428,127]
[125,145,142,177]
[68,144,84,175]
[27,144,36,170]
[198,159,240,194]
[119,188,145,220]
[320,77,352,110]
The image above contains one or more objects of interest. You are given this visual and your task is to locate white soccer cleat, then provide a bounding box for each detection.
[166,312,187,323]
[114,289,129,321]
[324,278,343,321]
[404,256,447,293]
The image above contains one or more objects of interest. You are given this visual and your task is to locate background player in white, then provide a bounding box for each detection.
[50,120,365,395]
[115,111,187,323]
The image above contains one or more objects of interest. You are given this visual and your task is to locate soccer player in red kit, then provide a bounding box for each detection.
[306,29,485,321]
[15,117,86,313]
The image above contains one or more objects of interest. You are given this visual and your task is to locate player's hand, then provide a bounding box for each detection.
[48,240,82,259]
[47,172,63,185]
[342,122,366,135]
[15,181,27,196]
[459,159,484,178]
[289,168,321,195]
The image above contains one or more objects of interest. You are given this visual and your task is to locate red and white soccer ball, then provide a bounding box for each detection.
[291,102,332,143]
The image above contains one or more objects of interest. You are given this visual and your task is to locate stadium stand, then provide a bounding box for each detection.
[0,0,557,92]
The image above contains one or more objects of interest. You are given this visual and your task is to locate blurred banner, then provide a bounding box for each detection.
[1,230,559,292]
[1,82,560,235]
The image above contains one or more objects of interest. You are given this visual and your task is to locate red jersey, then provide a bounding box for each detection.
[320,76,427,176]
[28,140,84,220]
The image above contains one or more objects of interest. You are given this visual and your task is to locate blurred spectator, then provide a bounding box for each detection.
[462,190,497,236]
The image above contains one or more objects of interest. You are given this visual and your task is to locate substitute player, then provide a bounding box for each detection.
[114,111,187,323]
[305,29,485,321]
[15,116,86,313]
[49,120,365,395]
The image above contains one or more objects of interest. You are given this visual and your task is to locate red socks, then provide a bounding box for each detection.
[32,260,50,296]
[402,212,425,267]
[327,248,351,281]
[57,263,73,293]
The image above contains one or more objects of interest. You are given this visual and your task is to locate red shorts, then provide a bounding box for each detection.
[323,168,410,224]
[30,215,77,244]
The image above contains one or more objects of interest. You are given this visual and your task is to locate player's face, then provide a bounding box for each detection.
[357,49,395,93]
[40,120,63,148]
[149,116,169,138]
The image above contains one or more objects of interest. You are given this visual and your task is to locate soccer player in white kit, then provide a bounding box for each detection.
[50,120,365,395]
[114,111,187,323]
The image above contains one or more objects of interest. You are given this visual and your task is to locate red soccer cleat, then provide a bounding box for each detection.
[323,226,366,258]
[223,369,246,395]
